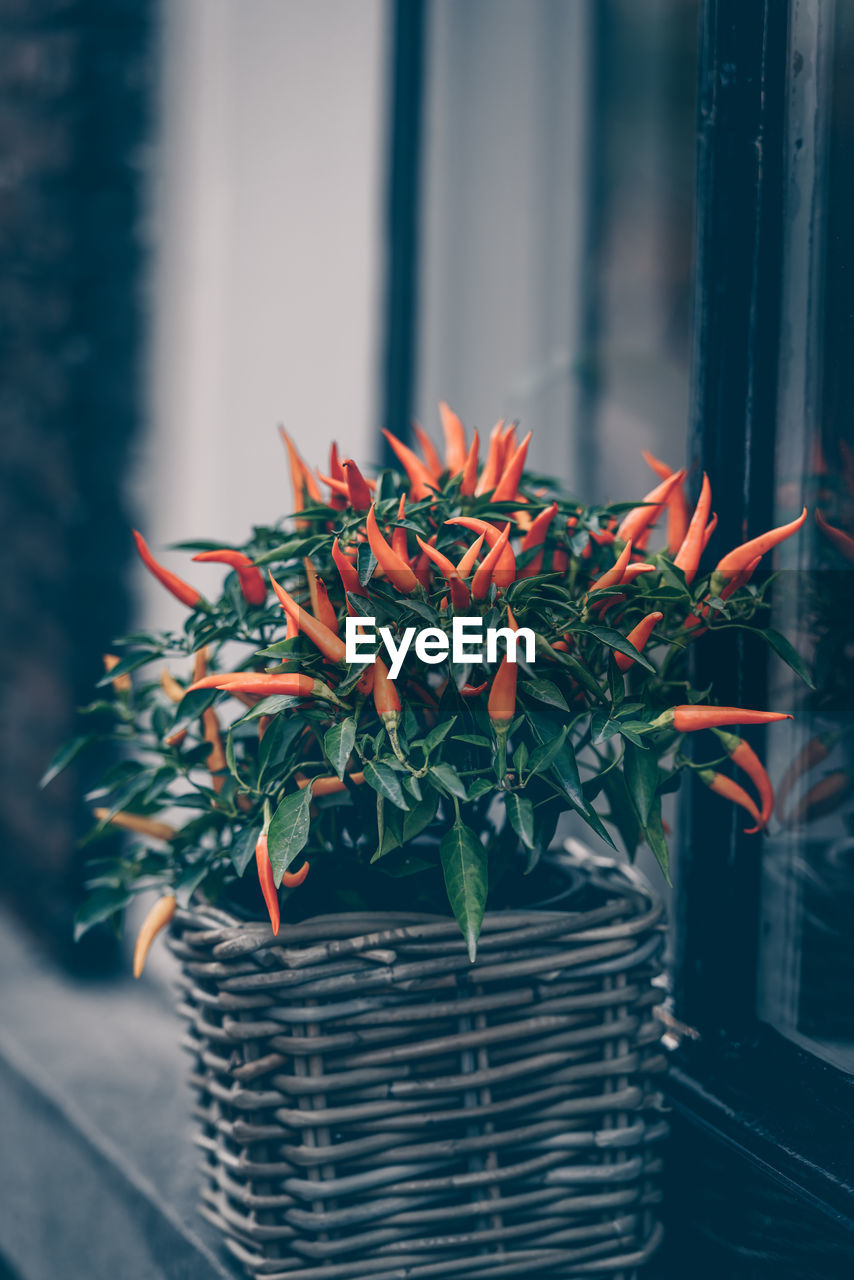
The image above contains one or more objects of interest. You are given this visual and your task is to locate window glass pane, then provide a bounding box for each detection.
[758,0,854,1074]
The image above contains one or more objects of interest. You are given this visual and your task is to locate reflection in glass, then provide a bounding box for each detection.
[758,1,854,1074]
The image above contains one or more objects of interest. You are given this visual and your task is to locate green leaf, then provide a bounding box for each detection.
[402,788,440,843]
[325,719,357,780]
[267,786,313,884]
[452,733,492,748]
[96,650,160,685]
[429,762,468,799]
[418,717,457,754]
[522,678,569,711]
[230,825,260,876]
[527,726,569,776]
[440,820,489,962]
[527,708,584,808]
[40,735,95,789]
[73,887,131,941]
[623,742,658,826]
[363,760,409,810]
[234,694,302,724]
[642,802,671,883]
[763,627,816,690]
[578,626,655,672]
[258,714,304,784]
[505,793,535,849]
[467,778,494,801]
[357,543,378,586]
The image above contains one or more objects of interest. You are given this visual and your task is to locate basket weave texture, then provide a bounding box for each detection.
[169,853,667,1279]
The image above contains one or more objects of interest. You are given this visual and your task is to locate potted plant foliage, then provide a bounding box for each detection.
[45,407,807,1277]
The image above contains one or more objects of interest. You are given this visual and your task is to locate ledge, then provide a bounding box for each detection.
[0,904,234,1280]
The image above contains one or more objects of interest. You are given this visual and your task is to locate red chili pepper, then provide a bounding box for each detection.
[475,420,506,496]
[488,656,517,727]
[297,771,365,795]
[439,401,467,474]
[192,549,267,605]
[255,833,280,934]
[342,458,374,510]
[133,894,177,978]
[391,493,409,563]
[816,510,854,563]
[459,430,480,496]
[471,523,512,601]
[673,473,712,583]
[617,470,686,545]
[684,554,761,631]
[189,670,341,703]
[132,531,202,609]
[456,531,485,577]
[413,544,432,589]
[699,769,763,832]
[519,502,558,578]
[588,539,633,595]
[461,680,488,698]
[282,862,311,887]
[366,504,419,593]
[445,516,516,587]
[381,428,436,500]
[328,440,344,482]
[491,431,532,503]
[415,535,470,609]
[654,704,793,732]
[552,547,569,573]
[304,559,339,635]
[714,729,774,831]
[373,657,402,732]
[332,537,365,603]
[714,506,808,577]
[642,450,691,553]
[615,611,663,672]
[412,421,443,480]
[269,572,347,662]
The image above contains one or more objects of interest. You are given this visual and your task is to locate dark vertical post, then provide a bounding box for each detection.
[0,0,152,966]
[675,0,788,1033]
[379,0,425,465]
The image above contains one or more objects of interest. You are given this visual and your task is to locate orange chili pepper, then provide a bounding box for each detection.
[373,658,401,733]
[439,401,467,474]
[189,671,342,704]
[491,431,532,503]
[615,610,663,672]
[297,771,365,795]
[269,572,347,662]
[459,430,480,496]
[160,667,185,703]
[475,420,506,496]
[381,429,436,501]
[255,833,280,934]
[616,471,686,545]
[342,458,374,510]
[653,705,792,732]
[642,450,690,553]
[366,505,419,592]
[714,729,773,831]
[93,809,176,842]
[456,531,485,577]
[588,539,633,595]
[392,493,409,563]
[702,511,718,550]
[279,427,323,520]
[699,769,763,832]
[282,861,311,888]
[414,544,432,589]
[103,654,132,695]
[202,707,227,793]
[488,658,517,728]
[714,507,808,578]
[132,530,202,609]
[192,549,267,605]
[775,733,835,819]
[304,557,339,635]
[673,473,712,584]
[446,516,516,587]
[785,771,852,825]
[519,502,558,578]
[471,523,512,601]
[411,421,443,480]
[415,536,470,609]
[133,894,177,978]
[332,537,365,603]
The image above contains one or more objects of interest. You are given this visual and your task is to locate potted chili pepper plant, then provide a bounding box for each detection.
[45,406,808,1278]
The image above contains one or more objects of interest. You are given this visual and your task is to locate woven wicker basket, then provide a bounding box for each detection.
[169,850,667,1279]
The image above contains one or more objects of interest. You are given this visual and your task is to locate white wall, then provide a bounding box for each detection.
[134,0,386,625]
